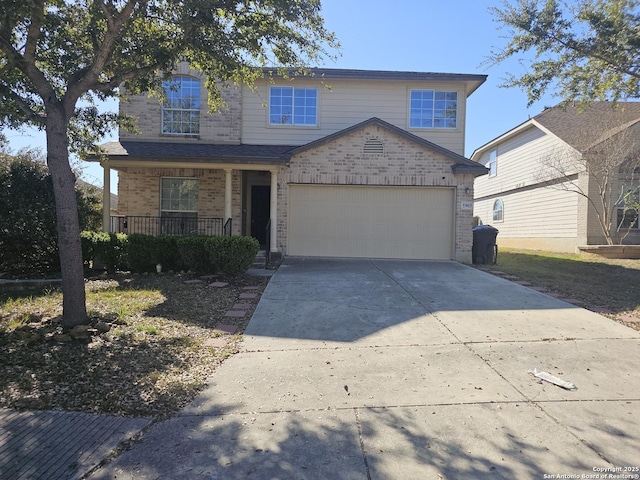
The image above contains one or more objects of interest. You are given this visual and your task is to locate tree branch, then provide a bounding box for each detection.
[65,0,140,111]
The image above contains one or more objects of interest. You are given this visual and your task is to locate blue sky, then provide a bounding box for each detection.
[3,0,555,192]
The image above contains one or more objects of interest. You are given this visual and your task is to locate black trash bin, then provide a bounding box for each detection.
[472,225,499,264]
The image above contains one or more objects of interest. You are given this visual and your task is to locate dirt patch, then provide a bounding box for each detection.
[0,272,269,418]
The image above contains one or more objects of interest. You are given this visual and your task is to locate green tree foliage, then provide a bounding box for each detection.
[489,0,640,106]
[0,1,337,327]
[0,149,103,276]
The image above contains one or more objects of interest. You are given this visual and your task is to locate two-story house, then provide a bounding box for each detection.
[472,102,640,253]
[90,64,488,262]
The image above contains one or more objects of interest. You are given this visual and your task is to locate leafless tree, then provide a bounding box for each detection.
[538,112,640,245]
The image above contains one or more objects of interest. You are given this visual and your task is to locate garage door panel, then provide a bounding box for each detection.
[288,185,454,259]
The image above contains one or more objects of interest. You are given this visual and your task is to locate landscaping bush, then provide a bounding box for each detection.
[0,153,58,275]
[98,233,258,275]
[126,234,159,273]
[0,149,105,277]
[154,236,182,272]
[176,236,212,272]
[81,231,128,273]
[206,236,260,276]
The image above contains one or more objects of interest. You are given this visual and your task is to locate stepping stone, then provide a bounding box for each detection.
[183,279,203,285]
[232,303,252,310]
[214,324,238,334]
[242,286,260,290]
[618,314,640,323]
[204,337,227,349]
[239,292,258,299]
[209,281,229,288]
[224,310,246,318]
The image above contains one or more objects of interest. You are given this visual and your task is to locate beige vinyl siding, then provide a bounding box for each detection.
[474,182,578,241]
[288,185,455,259]
[474,126,578,199]
[242,79,467,155]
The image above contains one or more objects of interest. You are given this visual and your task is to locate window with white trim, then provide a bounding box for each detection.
[409,90,457,128]
[493,199,504,222]
[488,149,497,177]
[269,86,318,126]
[160,178,199,234]
[617,181,640,229]
[162,76,201,135]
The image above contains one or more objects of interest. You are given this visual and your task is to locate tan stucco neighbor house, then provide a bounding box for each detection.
[89,65,488,262]
[472,102,640,253]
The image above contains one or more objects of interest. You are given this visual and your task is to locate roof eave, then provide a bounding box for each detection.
[451,164,490,176]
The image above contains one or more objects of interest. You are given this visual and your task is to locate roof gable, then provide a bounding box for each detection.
[290,117,487,176]
[533,102,640,153]
[472,102,640,160]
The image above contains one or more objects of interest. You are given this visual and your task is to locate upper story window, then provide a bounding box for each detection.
[409,90,457,129]
[162,76,201,135]
[269,86,317,126]
[493,199,504,222]
[488,149,497,177]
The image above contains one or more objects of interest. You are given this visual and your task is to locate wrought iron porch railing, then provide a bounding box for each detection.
[110,216,228,236]
[265,218,271,268]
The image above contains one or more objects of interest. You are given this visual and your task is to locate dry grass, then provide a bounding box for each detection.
[475,248,640,331]
[0,273,268,419]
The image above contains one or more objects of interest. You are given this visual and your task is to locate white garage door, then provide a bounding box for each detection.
[288,185,454,259]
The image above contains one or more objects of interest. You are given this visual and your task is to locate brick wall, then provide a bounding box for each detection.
[119,63,242,144]
[276,124,475,261]
[117,167,242,235]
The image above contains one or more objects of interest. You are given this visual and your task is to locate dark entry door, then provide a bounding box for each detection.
[250,185,270,247]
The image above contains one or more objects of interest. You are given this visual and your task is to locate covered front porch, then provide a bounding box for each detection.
[91,141,293,256]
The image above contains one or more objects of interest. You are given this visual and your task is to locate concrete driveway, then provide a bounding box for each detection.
[91,258,640,479]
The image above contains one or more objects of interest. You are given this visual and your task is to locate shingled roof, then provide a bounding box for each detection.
[91,141,296,165]
[91,120,487,175]
[533,102,640,152]
[290,117,488,175]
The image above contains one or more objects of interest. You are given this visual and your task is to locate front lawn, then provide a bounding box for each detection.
[475,248,640,330]
[0,273,268,418]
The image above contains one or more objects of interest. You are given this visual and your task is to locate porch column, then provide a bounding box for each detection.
[224,168,233,226]
[270,169,278,252]
[101,160,111,232]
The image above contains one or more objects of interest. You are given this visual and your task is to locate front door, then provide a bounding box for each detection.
[250,185,270,247]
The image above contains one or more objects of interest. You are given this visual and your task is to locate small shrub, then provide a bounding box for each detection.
[81,231,128,273]
[126,234,157,272]
[84,233,259,275]
[206,236,260,276]
[155,236,182,271]
[176,236,212,272]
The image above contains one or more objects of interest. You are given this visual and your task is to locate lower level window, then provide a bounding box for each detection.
[617,182,639,229]
[160,178,198,234]
[493,199,504,222]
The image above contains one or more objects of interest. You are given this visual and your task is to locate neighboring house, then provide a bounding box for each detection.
[472,103,640,252]
[88,64,488,262]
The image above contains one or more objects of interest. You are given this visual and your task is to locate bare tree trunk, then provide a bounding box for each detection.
[46,110,88,328]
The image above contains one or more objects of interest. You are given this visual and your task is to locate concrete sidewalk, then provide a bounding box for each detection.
[89,258,640,479]
[0,409,151,480]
